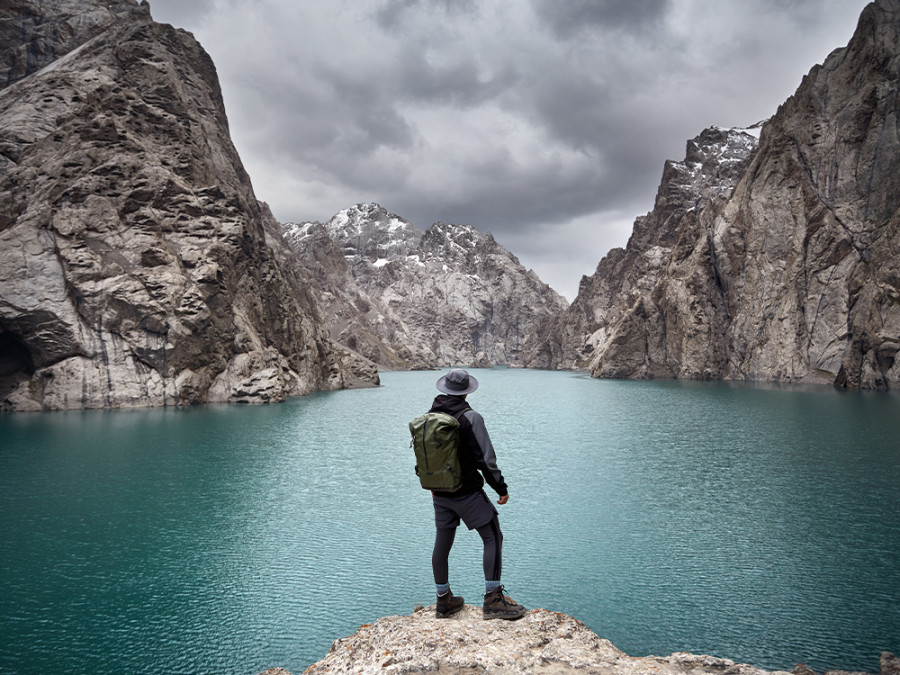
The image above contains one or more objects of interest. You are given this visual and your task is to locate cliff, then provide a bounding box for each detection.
[713,0,900,388]
[521,125,760,374]
[522,0,900,389]
[254,605,898,675]
[0,0,377,410]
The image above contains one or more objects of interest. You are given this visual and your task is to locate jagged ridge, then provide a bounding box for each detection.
[521,125,761,375]
[284,203,568,369]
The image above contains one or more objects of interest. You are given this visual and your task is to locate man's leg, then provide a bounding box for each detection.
[475,515,503,588]
[432,526,456,592]
[432,526,464,618]
[477,515,526,620]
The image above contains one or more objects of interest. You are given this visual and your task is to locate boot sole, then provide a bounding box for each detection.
[435,605,464,619]
[482,608,527,620]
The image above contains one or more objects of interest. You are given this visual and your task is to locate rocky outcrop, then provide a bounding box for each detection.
[0,0,145,88]
[0,0,377,410]
[253,605,895,675]
[715,0,900,388]
[285,203,568,370]
[521,125,760,374]
[523,0,900,389]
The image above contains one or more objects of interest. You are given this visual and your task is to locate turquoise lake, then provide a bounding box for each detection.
[1,369,898,674]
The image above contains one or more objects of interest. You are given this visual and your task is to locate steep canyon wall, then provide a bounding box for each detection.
[0,0,376,410]
[523,0,900,389]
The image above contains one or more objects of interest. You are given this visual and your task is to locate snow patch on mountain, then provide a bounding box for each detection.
[282,203,568,369]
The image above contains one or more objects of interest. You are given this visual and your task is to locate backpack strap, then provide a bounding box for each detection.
[450,406,471,427]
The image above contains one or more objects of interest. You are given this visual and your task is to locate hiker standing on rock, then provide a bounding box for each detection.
[409,368,526,620]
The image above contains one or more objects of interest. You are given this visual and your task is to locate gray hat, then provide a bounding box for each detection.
[436,368,479,395]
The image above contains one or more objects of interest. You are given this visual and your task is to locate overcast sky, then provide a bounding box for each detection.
[146,0,869,300]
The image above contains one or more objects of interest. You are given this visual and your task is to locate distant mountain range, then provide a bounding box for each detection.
[282,202,567,370]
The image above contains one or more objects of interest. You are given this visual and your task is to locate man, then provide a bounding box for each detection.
[427,368,526,621]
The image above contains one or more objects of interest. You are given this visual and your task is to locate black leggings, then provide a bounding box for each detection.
[432,515,503,586]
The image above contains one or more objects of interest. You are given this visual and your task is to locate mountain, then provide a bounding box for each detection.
[521,125,761,374]
[284,203,568,369]
[523,0,900,390]
[0,0,377,411]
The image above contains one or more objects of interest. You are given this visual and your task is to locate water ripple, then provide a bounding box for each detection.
[1,373,898,674]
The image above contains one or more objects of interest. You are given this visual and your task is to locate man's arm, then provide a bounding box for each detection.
[463,409,508,498]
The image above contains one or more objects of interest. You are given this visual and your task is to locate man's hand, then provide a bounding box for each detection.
[497,494,509,505]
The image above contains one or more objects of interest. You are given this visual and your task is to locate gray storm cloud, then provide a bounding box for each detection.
[146,0,868,299]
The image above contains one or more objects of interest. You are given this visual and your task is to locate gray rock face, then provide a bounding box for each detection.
[715,0,900,388]
[1,0,146,88]
[522,125,760,375]
[524,0,900,389]
[285,203,568,369]
[0,0,377,410]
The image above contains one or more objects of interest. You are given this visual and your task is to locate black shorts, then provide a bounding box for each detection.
[433,490,498,530]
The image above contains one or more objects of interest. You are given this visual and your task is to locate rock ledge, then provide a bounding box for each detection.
[257,605,896,675]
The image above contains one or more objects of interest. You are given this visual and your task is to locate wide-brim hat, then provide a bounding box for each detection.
[436,368,479,395]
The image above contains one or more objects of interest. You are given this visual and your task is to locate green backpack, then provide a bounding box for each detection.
[409,410,466,492]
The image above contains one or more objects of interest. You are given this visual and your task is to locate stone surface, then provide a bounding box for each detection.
[264,605,892,675]
[285,203,568,370]
[716,0,900,389]
[522,0,900,390]
[0,0,377,410]
[0,0,146,88]
[882,653,900,675]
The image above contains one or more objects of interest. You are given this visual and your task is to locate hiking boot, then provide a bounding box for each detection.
[482,585,526,620]
[435,589,464,618]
